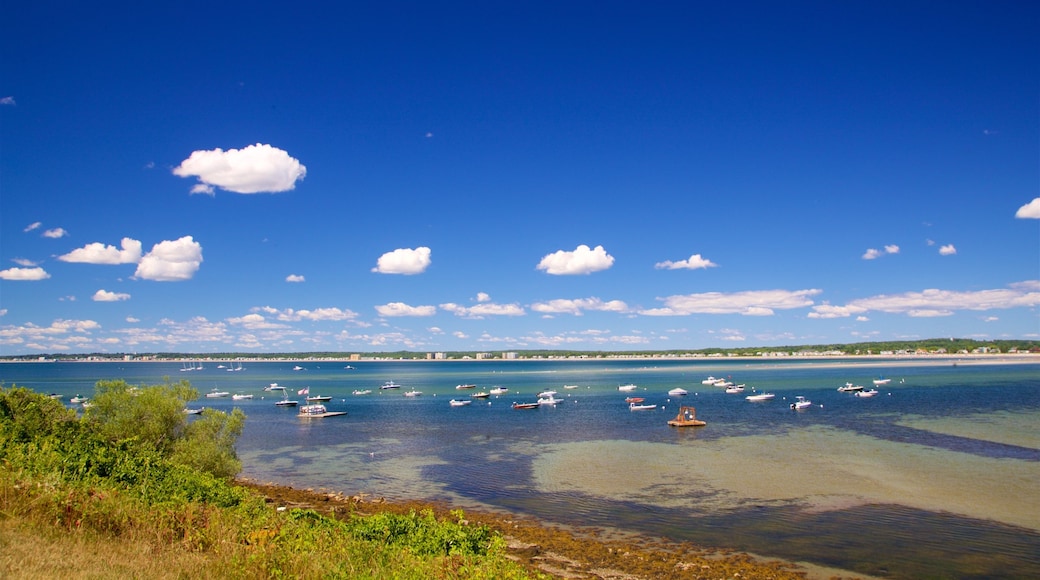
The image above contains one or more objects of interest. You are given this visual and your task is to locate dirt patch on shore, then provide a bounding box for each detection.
[238,479,868,580]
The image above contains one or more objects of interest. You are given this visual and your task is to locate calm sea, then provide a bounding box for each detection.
[3,358,1039,579]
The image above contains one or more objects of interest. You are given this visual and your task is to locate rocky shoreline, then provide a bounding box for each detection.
[239,479,870,580]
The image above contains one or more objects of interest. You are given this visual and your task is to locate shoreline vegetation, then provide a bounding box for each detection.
[2,338,1038,364]
[0,384,834,579]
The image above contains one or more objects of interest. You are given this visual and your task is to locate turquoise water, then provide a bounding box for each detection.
[3,358,1039,579]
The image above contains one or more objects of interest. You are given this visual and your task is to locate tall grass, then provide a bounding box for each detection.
[0,386,540,579]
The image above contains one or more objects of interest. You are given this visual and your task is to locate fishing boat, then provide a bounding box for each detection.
[306,394,332,402]
[470,391,490,399]
[489,386,509,395]
[274,393,298,407]
[183,407,204,415]
[455,384,477,390]
[380,380,402,390]
[403,389,422,397]
[725,385,745,393]
[537,389,558,398]
[563,385,580,390]
[873,377,892,385]
[206,389,230,398]
[668,387,688,396]
[855,389,880,398]
[70,395,88,404]
[449,399,472,407]
[512,402,539,410]
[701,376,718,385]
[745,392,775,402]
[293,365,305,371]
[790,396,812,410]
[265,383,285,392]
[618,383,638,392]
[667,406,706,427]
[537,395,561,406]
[837,382,864,392]
[298,403,346,418]
[629,402,657,411]
[352,389,372,396]
[232,393,253,400]
[625,396,645,404]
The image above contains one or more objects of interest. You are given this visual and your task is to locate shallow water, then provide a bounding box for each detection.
[4,357,1039,578]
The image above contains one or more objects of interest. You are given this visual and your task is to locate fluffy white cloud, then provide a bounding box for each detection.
[93,289,131,302]
[134,236,203,281]
[537,244,614,275]
[59,238,142,264]
[1015,197,1040,219]
[939,244,957,256]
[0,267,50,281]
[654,253,717,270]
[642,289,821,316]
[173,143,307,194]
[43,228,68,239]
[372,247,431,274]
[227,313,288,330]
[375,302,437,317]
[863,245,899,260]
[440,302,525,318]
[286,274,305,282]
[530,297,629,316]
[254,306,359,322]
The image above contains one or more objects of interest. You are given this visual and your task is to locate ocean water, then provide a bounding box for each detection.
[3,358,1039,579]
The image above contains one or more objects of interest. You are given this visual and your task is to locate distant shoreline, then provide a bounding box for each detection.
[2,353,1038,367]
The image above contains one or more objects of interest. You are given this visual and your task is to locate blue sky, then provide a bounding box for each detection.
[2,1,1038,355]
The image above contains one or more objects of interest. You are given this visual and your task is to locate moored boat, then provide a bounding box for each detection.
[352,389,372,395]
[855,389,879,397]
[380,380,402,390]
[232,393,253,400]
[618,383,638,392]
[298,403,346,418]
[489,386,509,395]
[512,402,539,410]
[668,387,688,396]
[449,399,472,407]
[790,396,812,410]
[629,403,657,411]
[745,392,775,402]
[667,406,706,427]
[838,382,864,392]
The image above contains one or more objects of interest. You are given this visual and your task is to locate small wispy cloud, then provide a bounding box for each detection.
[93,289,131,302]
[939,244,957,256]
[23,222,41,232]
[654,253,717,270]
[286,274,305,283]
[863,245,899,260]
[43,228,68,239]
[0,96,15,106]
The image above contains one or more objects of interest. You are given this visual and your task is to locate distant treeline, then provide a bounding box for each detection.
[4,338,1038,362]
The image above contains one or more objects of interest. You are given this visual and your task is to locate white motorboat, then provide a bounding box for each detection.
[537,395,561,406]
[563,385,580,390]
[206,390,230,398]
[403,389,422,397]
[629,403,658,411]
[873,377,892,385]
[380,380,402,390]
[183,407,204,415]
[455,384,477,390]
[855,389,879,397]
[449,399,472,407]
[838,382,864,392]
[538,389,558,397]
[618,384,638,392]
[701,376,718,385]
[668,387,688,396]
[265,383,285,392]
[298,403,346,418]
[306,394,332,402]
[352,389,372,396]
[489,386,509,395]
[275,398,299,407]
[725,385,745,393]
[790,396,812,410]
[70,395,88,404]
[293,365,305,371]
[232,393,253,400]
[745,392,775,402]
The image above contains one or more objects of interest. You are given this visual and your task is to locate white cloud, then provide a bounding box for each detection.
[59,237,143,264]
[1015,198,1040,219]
[440,302,525,318]
[254,306,359,322]
[814,281,1040,318]
[654,253,717,270]
[126,316,140,323]
[173,143,307,194]
[537,244,614,275]
[530,297,629,316]
[286,274,305,282]
[227,313,288,330]
[372,247,431,275]
[375,302,437,317]
[0,96,15,106]
[12,258,37,267]
[863,245,899,260]
[92,289,131,302]
[134,236,203,281]
[42,228,68,239]
[939,244,957,256]
[642,289,821,316]
[0,267,51,281]
[476,292,491,303]
[23,222,41,232]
